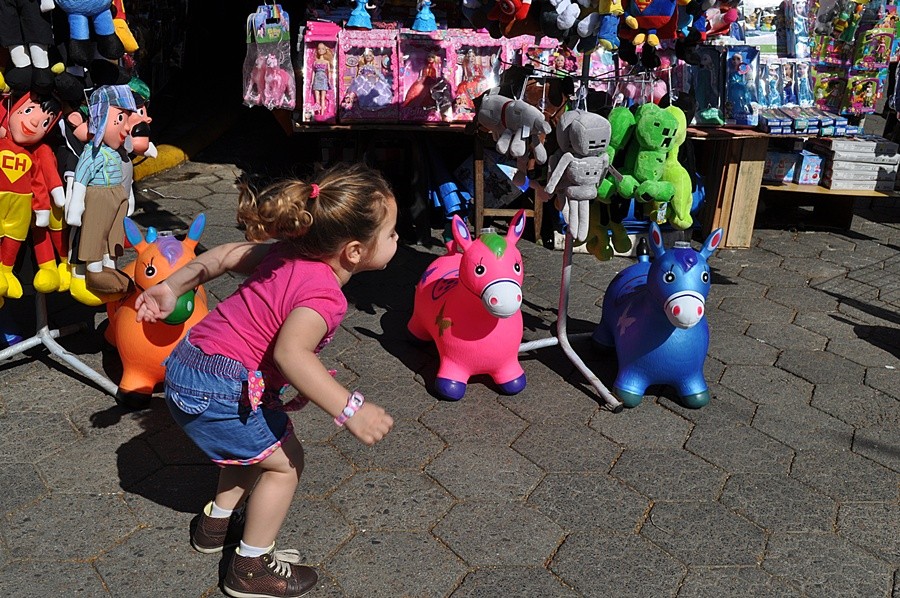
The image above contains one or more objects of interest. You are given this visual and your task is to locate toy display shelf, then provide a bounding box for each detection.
[760,180,900,229]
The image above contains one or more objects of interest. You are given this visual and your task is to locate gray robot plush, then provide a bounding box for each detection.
[544,109,612,242]
[478,92,552,186]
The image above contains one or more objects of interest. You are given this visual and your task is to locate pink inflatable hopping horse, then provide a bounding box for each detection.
[409,210,528,400]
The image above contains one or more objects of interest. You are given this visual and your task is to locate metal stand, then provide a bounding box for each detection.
[519,232,623,412]
[0,293,119,397]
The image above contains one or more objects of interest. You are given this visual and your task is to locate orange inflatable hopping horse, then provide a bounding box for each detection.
[105,214,208,409]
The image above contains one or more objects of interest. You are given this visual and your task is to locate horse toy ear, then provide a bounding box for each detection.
[506,209,527,245]
[700,228,723,259]
[123,218,148,253]
[451,214,473,252]
[184,213,206,251]
[648,222,667,257]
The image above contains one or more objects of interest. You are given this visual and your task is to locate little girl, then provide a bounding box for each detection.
[135,163,397,598]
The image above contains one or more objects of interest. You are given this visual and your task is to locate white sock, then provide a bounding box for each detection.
[210,501,233,518]
[238,541,274,558]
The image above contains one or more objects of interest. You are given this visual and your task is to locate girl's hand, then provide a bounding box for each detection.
[135,281,177,323]
[345,402,394,446]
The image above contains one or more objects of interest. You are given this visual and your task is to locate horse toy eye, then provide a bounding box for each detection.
[145,264,157,278]
[474,264,486,276]
[701,271,710,283]
[663,272,675,283]
[514,262,521,274]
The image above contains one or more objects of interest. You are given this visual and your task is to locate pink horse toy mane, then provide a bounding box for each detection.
[408,210,528,400]
[244,53,295,109]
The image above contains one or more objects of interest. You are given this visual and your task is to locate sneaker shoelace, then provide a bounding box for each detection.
[267,548,303,578]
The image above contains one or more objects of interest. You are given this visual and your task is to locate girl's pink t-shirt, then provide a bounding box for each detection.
[189,243,347,388]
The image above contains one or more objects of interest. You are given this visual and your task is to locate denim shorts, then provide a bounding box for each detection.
[164,334,292,466]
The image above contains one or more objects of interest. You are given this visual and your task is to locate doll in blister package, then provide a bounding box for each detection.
[343,48,393,109]
[311,43,334,115]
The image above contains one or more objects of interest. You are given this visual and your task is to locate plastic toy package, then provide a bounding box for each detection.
[813,68,849,112]
[758,58,784,108]
[841,70,887,115]
[783,0,811,58]
[795,60,815,106]
[519,36,580,76]
[338,29,400,122]
[242,4,297,110]
[588,49,616,94]
[724,46,759,126]
[399,30,455,122]
[854,26,893,69]
[301,21,340,123]
[449,32,506,121]
[690,45,727,126]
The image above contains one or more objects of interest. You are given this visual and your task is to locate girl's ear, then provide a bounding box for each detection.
[344,239,365,266]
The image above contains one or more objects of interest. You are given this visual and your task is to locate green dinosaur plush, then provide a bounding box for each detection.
[597,106,638,202]
[622,103,677,204]
[659,105,693,230]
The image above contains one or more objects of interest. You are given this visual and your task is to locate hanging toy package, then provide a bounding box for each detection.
[243,4,296,110]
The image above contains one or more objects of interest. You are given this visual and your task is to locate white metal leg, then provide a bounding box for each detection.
[0,293,119,397]
[519,232,623,412]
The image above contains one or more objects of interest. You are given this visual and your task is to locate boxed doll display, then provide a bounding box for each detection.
[398,30,455,122]
[301,21,340,123]
[448,31,506,121]
[691,45,727,126]
[338,29,400,123]
[724,46,759,127]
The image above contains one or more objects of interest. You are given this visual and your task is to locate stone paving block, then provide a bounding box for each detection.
[202,177,242,195]
[752,403,854,452]
[590,400,692,448]
[528,473,648,534]
[124,462,218,520]
[661,383,757,426]
[0,411,81,463]
[279,498,354,564]
[766,286,839,312]
[144,423,209,466]
[853,422,900,472]
[295,443,354,499]
[0,463,47,516]
[686,423,794,474]
[641,501,766,566]
[839,502,900,565]
[551,531,684,597]
[719,365,813,405]
[358,375,432,422]
[763,531,894,597]
[291,406,342,444]
[433,501,565,567]
[720,473,837,532]
[739,264,812,288]
[327,531,467,597]
[838,301,900,329]
[865,367,900,400]
[826,338,900,368]
[451,566,579,597]
[679,566,802,597]
[95,526,216,598]
[707,277,768,300]
[610,448,726,501]
[793,311,867,340]
[420,396,527,445]
[780,257,848,282]
[745,322,828,351]
[718,296,796,323]
[425,442,543,501]
[707,333,781,366]
[512,420,620,472]
[498,372,602,426]
[791,449,898,502]
[4,494,140,560]
[703,355,727,385]
[146,182,212,201]
[0,560,109,597]
[755,236,825,259]
[0,359,109,414]
[122,491,196,533]
[330,471,454,532]
[811,383,900,427]
[820,247,895,270]
[332,418,444,471]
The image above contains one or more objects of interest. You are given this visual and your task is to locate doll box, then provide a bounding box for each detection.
[301,21,341,123]
[447,31,507,122]
[792,150,823,184]
[763,151,801,183]
[338,29,400,123]
[398,30,455,123]
[807,135,899,155]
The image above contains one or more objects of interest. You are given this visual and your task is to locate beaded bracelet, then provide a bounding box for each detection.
[334,391,365,427]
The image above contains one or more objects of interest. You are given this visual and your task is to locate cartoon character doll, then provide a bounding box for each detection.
[403,52,453,118]
[782,61,797,104]
[343,48,393,109]
[455,48,488,112]
[65,85,137,298]
[311,42,334,116]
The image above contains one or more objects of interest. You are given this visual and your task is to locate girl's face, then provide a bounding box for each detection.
[361,198,399,271]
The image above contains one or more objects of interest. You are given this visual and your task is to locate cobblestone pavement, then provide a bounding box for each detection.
[0,153,898,597]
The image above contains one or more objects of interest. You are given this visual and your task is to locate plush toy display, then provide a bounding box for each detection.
[477,92,552,185]
[105,215,209,409]
[617,0,679,67]
[592,223,722,408]
[597,105,637,201]
[621,102,677,204]
[0,0,55,93]
[659,105,692,229]
[544,109,612,242]
[110,0,138,54]
[54,0,126,66]
[0,92,64,306]
[65,84,136,299]
[408,210,527,401]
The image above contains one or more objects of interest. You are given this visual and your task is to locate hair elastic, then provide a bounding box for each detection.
[309,183,320,198]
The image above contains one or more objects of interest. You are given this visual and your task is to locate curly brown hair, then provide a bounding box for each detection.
[237,162,394,259]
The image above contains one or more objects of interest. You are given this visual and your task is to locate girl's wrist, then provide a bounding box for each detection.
[334,391,365,427]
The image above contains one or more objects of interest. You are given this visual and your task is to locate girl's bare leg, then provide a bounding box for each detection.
[241,433,305,548]
[213,465,262,511]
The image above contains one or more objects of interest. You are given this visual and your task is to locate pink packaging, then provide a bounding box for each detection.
[301,21,340,123]
[398,30,455,122]
[338,29,400,123]
[519,36,580,77]
[447,31,508,121]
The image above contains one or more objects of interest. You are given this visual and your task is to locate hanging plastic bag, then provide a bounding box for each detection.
[242,4,296,110]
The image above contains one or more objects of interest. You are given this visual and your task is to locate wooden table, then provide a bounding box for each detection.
[760,181,900,229]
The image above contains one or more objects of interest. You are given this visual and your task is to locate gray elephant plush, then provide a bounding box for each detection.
[544,110,611,242]
[477,92,552,186]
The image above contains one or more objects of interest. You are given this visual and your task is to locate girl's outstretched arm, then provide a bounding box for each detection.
[274,307,394,445]
[136,241,272,322]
